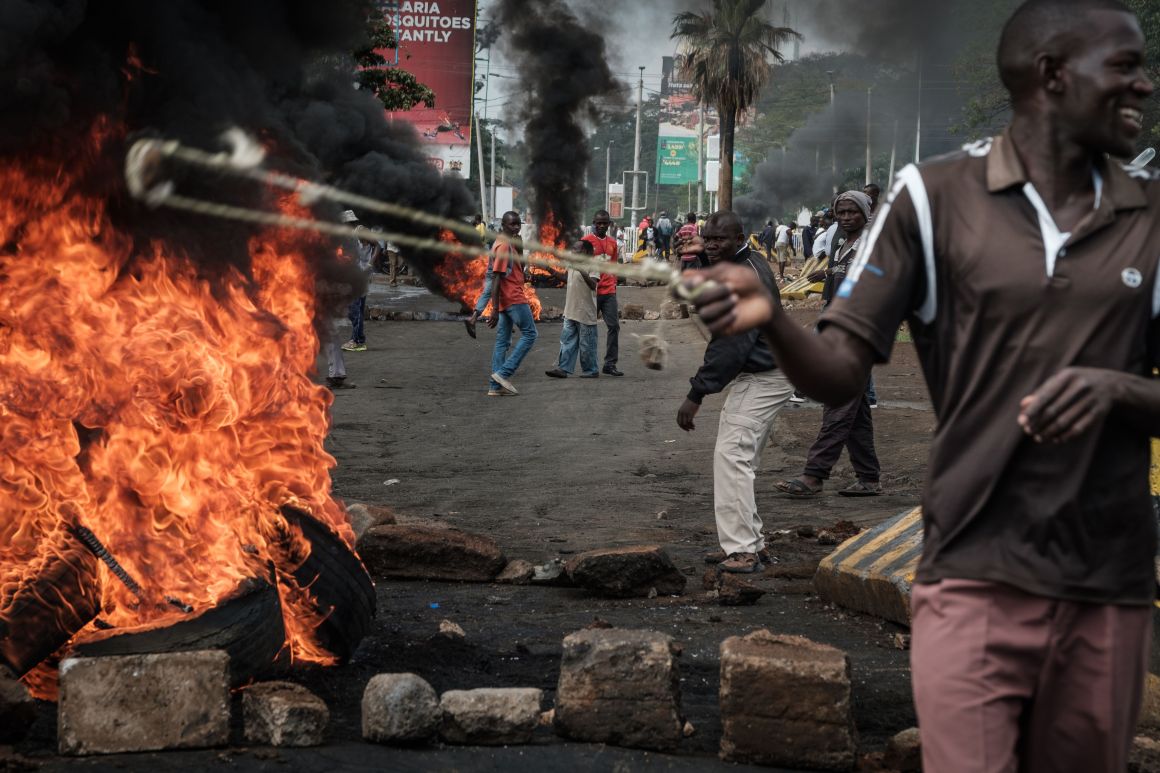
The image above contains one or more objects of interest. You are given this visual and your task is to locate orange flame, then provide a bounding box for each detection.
[0,125,351,695]
[431,230,542,320]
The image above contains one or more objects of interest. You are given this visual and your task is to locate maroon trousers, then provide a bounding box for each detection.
[911,579,1151,773]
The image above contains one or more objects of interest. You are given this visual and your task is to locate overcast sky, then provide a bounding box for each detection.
[476,0,846,138]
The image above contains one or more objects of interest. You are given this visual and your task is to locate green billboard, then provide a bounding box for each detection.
[656,136,700,185]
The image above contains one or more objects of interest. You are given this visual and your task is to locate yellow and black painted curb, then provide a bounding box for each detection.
[813,507,922,627]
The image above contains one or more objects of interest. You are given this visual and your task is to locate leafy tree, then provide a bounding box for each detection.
[355,2,436,111]
[671,0,799,211]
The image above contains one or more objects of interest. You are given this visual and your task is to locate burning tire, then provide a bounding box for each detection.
[71,578,287,684]
[281,506,376,662]
[0,535,101,678]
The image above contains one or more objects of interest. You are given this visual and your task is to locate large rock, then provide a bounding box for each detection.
[554,628,683,751]
[0,674,36,743]
[346,503,397,541]
[565,546,686,598]
[620,303,646,320]
[58,650,229,755]
[884,727,922,772]
[716,572,766,606]
[357,524,507,582]
[719,630,856,771]
[362,673,440,744]
[813,507,922,626]
[243,681,329,747]
[495,559,536,585]
[439,688,542,745]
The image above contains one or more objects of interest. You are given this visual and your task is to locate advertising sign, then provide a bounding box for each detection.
[493,186,514,217]
[655,56,719,186]
[608,183,624,219]
[380,0,477,176]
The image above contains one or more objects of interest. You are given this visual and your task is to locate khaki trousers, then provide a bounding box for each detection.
[911,578,1151,773]
[713,370,793,555]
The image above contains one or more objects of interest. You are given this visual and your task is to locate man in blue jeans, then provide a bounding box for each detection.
[486,211,537,396]
[545,240,600,379]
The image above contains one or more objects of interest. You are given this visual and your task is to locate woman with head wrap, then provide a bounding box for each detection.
[777,190,882,498]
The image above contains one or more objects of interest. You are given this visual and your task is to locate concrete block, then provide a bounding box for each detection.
[439,687,542,745]
[58,650,230,755]
[554,628,683,751]
[361,673,440,743]
[719,630,856,771]
[813,507,922,626]
[243,681,329,747]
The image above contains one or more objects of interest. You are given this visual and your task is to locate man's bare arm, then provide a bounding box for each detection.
[683,263,875,405]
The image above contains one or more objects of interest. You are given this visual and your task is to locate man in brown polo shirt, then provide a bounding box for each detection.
[683,0,1158,769]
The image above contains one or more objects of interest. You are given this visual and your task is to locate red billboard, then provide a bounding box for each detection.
[380,0,477,176]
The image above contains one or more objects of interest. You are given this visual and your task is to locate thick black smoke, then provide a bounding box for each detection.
[495,0,622,236]
[0,0,474,314]
[736,0,1010,223]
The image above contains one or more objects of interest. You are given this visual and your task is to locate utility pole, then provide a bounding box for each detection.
[484,50,494,220]
[865,86,873,186]
[474,112,487,220]
[631,66,644,222]
[605,140,614,212]
[697,104,705,213]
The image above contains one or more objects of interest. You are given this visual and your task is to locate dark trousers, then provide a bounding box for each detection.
[803,389,880,482]
[596,293,619,368]
[348,296,367,344]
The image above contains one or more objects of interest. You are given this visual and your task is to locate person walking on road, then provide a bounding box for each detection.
[675,211,790,575]
[486,211,537,396]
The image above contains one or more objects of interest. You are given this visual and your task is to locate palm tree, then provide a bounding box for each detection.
[672,0,799,211]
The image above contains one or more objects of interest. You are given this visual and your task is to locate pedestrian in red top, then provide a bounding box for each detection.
[583,210,623,376]
[685,1,1158,768]
[486,211,538,396]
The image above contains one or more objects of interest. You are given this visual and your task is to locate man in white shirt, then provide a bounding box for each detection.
[545,240,601,378]
[773,223,797,279]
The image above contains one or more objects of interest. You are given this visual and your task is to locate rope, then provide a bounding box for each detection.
[123,130,723,371]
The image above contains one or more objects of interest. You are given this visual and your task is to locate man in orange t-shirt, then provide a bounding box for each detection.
[485,211,538,396]
[583,209,623,376]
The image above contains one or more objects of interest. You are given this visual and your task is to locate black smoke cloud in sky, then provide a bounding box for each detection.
[495,0,622,237]
[0,0,474,312]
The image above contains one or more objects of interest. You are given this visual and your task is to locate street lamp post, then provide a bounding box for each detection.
[605,140,615,212]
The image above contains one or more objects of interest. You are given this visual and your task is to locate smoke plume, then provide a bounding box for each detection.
[495,0,623,236]
[0,0,475,314]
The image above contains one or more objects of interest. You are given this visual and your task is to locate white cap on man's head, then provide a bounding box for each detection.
[340,209,359,223]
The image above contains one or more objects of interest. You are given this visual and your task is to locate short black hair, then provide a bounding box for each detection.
[574,239,595,255]
[686,211,697,223]
[998,0,1133,102]
[593,209,610,219]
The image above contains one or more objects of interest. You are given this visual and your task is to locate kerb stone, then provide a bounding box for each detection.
[554,628,683,751]
[719,630,856,771]
[243,681,329,747]
[58,650,229,755]
[813,507,921,626]
[439,687,542,745]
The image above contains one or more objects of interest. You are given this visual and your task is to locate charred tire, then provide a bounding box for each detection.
[72,578,287,684]
[281,506,376,662]
[0,536,101,678]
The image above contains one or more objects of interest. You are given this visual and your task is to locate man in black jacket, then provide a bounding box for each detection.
[675,211,792,573]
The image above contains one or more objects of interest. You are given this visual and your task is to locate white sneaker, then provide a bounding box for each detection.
[490,372,519,394]
[789,393,806,404]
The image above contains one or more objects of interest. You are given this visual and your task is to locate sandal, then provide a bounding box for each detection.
[839,480,882,497]
[776,479,822,498]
